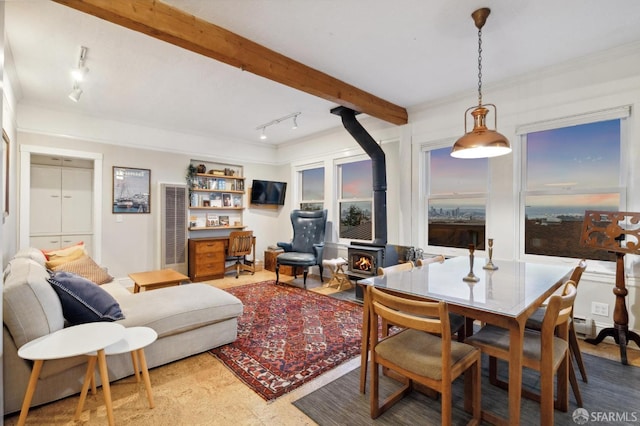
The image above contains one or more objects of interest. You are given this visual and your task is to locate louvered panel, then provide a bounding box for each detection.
[160,183,188,274]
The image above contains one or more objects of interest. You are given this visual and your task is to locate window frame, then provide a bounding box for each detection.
[423,143,489,257]
[335,155,373,243]
[517,107,630,268]
[297,164,325,211]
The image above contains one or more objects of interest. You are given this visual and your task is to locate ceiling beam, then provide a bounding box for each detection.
[52,0,408,126]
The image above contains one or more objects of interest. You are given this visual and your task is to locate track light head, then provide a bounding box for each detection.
[68,85,82,102]
[259,127,267,140]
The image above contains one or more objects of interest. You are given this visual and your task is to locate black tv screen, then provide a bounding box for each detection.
[250,180,287,205]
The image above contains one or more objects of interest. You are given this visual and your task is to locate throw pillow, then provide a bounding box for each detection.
[52,254,113,285]
[47,270,125,325]
[43,241,85,260]
[45,248,86,269]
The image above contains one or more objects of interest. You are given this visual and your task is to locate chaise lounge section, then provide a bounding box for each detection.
[3,248,244,415]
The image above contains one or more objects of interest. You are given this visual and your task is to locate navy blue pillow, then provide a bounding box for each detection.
[47,270,125,325]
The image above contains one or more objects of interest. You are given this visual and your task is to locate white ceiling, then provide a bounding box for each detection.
[6,0,640,146]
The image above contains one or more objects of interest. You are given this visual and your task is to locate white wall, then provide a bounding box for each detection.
[15,132,286,278]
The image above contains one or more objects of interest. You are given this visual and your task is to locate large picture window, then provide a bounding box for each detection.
[338,159,372,241]
[427,147,487,249]
[522,118,623,261]
[299,167,324,211]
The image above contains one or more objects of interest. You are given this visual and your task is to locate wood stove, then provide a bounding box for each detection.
[347,244,385,279]
[347,242,415,301]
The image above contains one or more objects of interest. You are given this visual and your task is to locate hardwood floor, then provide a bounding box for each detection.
[4,270,638,425]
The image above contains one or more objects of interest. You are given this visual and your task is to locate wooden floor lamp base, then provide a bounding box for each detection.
[586,324,640,365]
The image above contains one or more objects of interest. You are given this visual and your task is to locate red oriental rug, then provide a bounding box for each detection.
[209,281,363,401]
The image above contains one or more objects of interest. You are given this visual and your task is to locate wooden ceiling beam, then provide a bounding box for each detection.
[52,0,408,125]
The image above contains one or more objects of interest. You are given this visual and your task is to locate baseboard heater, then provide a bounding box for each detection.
[573,316,596,338]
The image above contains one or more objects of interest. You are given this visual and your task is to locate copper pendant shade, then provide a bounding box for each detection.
[451,8,511,159]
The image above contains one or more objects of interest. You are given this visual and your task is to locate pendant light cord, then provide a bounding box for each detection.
[477,27,483,106]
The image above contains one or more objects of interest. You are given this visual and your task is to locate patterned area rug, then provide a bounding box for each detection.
[209,281,363,401]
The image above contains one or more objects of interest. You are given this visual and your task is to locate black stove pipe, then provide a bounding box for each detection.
[330,106,387,245]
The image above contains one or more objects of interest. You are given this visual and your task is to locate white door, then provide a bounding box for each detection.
[61,168,93,233]
[30,165,62,234]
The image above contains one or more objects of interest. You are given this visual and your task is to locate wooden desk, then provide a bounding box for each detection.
[189,236,256,281]
[358,256,573,425]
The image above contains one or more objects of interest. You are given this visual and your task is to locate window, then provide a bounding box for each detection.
[299,167,324,211]
[522,119,623,261]
[338,159,372,241]
[426,147,488,249]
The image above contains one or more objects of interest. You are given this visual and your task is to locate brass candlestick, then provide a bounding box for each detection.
[483,238,498,270]
[463,244,480,282]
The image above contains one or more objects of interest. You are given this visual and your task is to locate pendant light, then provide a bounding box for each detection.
[451,8,511,159]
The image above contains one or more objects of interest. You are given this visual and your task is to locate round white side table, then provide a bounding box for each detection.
[75,326,159,419]
[17,322,125,426]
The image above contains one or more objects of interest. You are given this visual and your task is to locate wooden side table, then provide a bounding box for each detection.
[129,269,190,293]
[264,249,302,276]
[17,323,125,426]
[76,326,159,419]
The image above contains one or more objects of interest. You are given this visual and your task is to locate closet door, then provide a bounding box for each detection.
[61,168,93,233]
[30,165,62,234]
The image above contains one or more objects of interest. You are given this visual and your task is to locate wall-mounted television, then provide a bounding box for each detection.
[250,180,287,205]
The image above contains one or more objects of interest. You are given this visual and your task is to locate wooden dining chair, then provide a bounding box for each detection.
[224,231,255,278]
[367,286,481,424]
[414,255,467,342]
[466,280,577,425]
[525,259,587,384]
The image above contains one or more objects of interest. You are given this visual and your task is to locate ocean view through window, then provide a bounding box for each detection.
[523,119,622,261]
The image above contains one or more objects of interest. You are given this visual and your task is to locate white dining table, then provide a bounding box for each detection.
[358,255,574,425]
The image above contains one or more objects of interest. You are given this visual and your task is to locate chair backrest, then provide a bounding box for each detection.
[415,255,445,267]
[377,261,414,276]
[368,285,452,354]
[227,231,254,257]
[570,259,587,287]
[541,280,577,337]
[289,209,327,253]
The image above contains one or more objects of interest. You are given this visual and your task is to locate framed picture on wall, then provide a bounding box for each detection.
[112,166,151,213]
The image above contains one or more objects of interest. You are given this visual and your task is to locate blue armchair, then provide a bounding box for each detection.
[276,209,328,289]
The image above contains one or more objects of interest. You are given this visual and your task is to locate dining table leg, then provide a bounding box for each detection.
[359,284,371,394]
[508,323,524,424]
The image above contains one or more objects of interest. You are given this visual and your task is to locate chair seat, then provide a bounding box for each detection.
[466,324,568,365]
[277,252,317,266]
[525,307,546,330]
[375,329,477,380]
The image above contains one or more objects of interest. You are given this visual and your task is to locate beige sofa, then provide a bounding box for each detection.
[3,248,244,415]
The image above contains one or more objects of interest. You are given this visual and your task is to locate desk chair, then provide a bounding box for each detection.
[525,259,587,406]
[225,231,255,278]
[466,280,577,425]
[367,286,481,424]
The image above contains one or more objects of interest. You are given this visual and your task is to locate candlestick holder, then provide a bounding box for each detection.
[483,238,499,270]
[463,244,480,282]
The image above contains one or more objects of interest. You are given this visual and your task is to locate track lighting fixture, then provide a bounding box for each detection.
[71,46,89,82]
[68,46,89,102]
[68,83,82,102]
[256,112,301,140]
